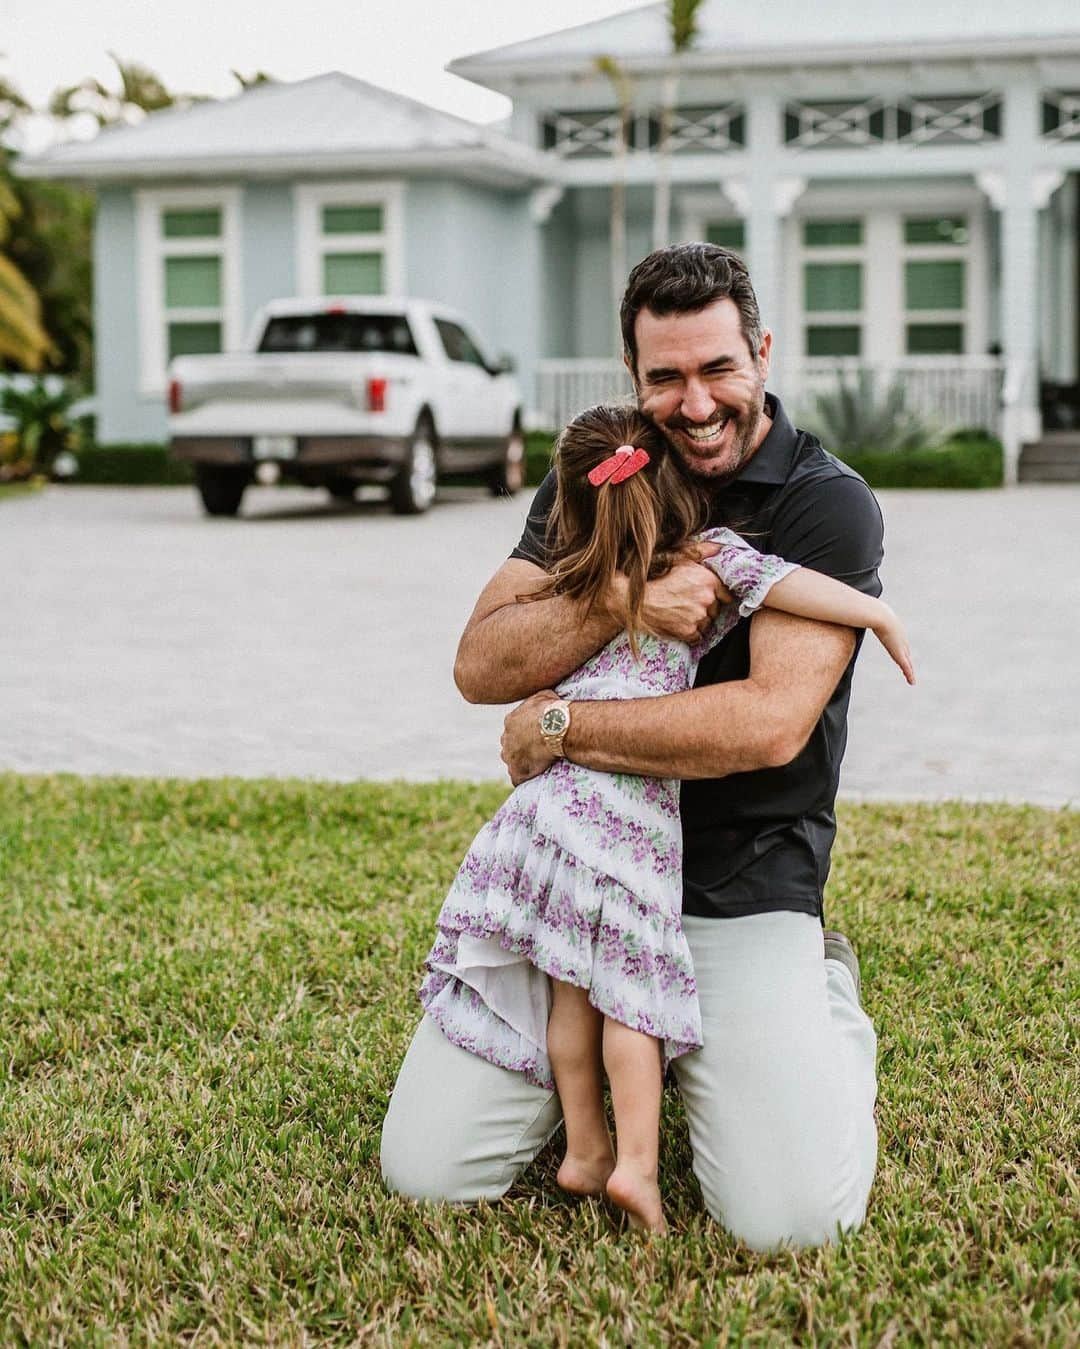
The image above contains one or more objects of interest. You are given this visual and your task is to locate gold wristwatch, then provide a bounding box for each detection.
[538,699,572,758]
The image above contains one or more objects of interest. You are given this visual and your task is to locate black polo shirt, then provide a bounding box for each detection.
[510,393,884,920]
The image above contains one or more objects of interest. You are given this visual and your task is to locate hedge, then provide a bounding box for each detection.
[62,432,1002,491]
[69,444,192,486]
[524,432,1003,490]
[837,436,1003,489]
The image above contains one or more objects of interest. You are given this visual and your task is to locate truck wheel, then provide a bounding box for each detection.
[488,420,525,497]
[390,417,438,515]
[195,464,249,517]
[326,478,356,502]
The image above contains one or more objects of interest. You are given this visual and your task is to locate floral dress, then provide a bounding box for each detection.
[419,527,797,1089]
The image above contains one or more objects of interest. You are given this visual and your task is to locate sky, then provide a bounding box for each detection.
[2,0,650,152]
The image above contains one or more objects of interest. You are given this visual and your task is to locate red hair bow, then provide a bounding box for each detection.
[587,444,650,487]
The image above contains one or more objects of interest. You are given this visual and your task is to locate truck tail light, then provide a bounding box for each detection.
[367,377,387,412]
[168,378,182,414]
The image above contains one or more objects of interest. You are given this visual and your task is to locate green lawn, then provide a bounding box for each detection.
[1,775,1076,1346]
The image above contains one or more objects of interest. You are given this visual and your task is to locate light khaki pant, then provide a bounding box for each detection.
[381,910,878,1250]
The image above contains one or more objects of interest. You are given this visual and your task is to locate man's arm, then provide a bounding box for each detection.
[455,556,729,706]
[454,559,621,705]
[501,609,855,784]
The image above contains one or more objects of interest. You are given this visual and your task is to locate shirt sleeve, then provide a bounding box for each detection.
[767,468,884,601]
[509,471,558,568]
[702,527,800,616]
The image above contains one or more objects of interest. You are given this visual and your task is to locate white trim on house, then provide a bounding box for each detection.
[292,180,405,299]
[134,185,243,398]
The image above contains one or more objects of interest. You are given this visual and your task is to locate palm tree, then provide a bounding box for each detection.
[49,52,202,128]
[652,0,706,250]
[594,55,633,355]
[231,71,277,91]
[0,72,55,370]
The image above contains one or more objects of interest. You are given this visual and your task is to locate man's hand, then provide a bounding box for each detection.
[501,689,560,786]
[609,542,731,644]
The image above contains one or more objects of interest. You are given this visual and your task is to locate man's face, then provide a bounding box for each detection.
[629,298,772,483]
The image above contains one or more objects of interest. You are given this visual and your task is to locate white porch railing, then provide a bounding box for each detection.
[791,357,1005,435]
[535,356,1006,437]
[535,359,634,431]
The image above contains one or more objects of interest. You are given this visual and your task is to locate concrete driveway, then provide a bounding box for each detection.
[3,481,1077,805]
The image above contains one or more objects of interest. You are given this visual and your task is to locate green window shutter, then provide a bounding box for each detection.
[803,219,862,247]
[804,263,862,312]
[805,325,861,357]
[322,205,384,234]
[904,216,968,245]
[905,260,965,310]
[167,321,222,359]
[322,252,383,295]
[162,208,222,239]
[165,255,222,308]
[705,221,745,250]
[906,323,964,354]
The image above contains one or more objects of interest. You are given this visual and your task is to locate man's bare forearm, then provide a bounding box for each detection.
[456,590,620,704]
[562,681,791,779]
[557,614,856,780]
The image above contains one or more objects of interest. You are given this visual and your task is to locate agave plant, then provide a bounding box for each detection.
[0,377,81,479]
[808,368,943,456]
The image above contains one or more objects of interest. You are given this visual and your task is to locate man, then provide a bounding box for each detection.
[381,244,882,1250]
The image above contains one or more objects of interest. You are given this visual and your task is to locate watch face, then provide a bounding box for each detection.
[540,706,569,736]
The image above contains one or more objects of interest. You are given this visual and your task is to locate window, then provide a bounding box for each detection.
[800,218,864,358]
[902,214,969,355]
[294,183,403,299]
[136,188,241,393]
[258,312,417,355]
[435,319,488,369]
[705,221,745,252]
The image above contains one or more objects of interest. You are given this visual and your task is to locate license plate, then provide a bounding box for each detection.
[253,434,297,460]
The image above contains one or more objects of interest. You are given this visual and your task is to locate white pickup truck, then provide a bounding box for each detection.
[167,297,525,517]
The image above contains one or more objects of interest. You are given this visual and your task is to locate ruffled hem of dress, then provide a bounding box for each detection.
[421,905,703,1079]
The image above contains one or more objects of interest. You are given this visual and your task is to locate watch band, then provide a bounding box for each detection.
[538,699,571,757]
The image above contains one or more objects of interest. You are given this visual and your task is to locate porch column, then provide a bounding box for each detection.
[981,84,1063,484]
[741,91,805,394]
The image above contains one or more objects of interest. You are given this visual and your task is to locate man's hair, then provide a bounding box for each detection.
[620,243,764,377]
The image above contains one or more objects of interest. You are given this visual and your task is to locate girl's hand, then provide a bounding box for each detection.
[872,605,916,685]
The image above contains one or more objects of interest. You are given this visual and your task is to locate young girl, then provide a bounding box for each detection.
[419,404,913,1234]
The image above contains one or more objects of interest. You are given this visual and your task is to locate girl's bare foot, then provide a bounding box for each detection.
[557,1152,615,1197]
[606,1164,667,1234]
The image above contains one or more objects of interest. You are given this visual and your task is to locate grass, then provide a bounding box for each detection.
[0,775,1076,1346]
[0,477,46,500]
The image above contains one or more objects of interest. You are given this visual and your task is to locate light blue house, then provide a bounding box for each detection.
[16,0,1080,481]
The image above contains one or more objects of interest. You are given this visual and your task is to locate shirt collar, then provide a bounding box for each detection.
[731,392,800,486]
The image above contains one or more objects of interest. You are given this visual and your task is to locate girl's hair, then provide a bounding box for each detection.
[534,403,708,649]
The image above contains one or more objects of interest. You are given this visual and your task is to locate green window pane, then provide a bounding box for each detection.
[322,205,383,234]
[905,260,965,310]
[162,208,222,239]
[705,221,745,250]
[906,323,964,354]
[322,251,383,294]
[805,263,862,312]
[164,255,222,308]
[167,321,222,359]
[806,325,861,357]
[904,215,968,245]
[803,219,862,247]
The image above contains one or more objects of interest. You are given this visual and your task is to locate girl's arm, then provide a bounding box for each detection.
[764,568,915,684]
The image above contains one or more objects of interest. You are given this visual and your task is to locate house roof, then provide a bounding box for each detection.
[450,0,1080,88]
[13,71,548,188]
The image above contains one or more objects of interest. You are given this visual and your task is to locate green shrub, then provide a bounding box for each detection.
[69,443,191,486]
[522,431,1002,490]
[524,429,555,487]
[838,437,1003,488]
